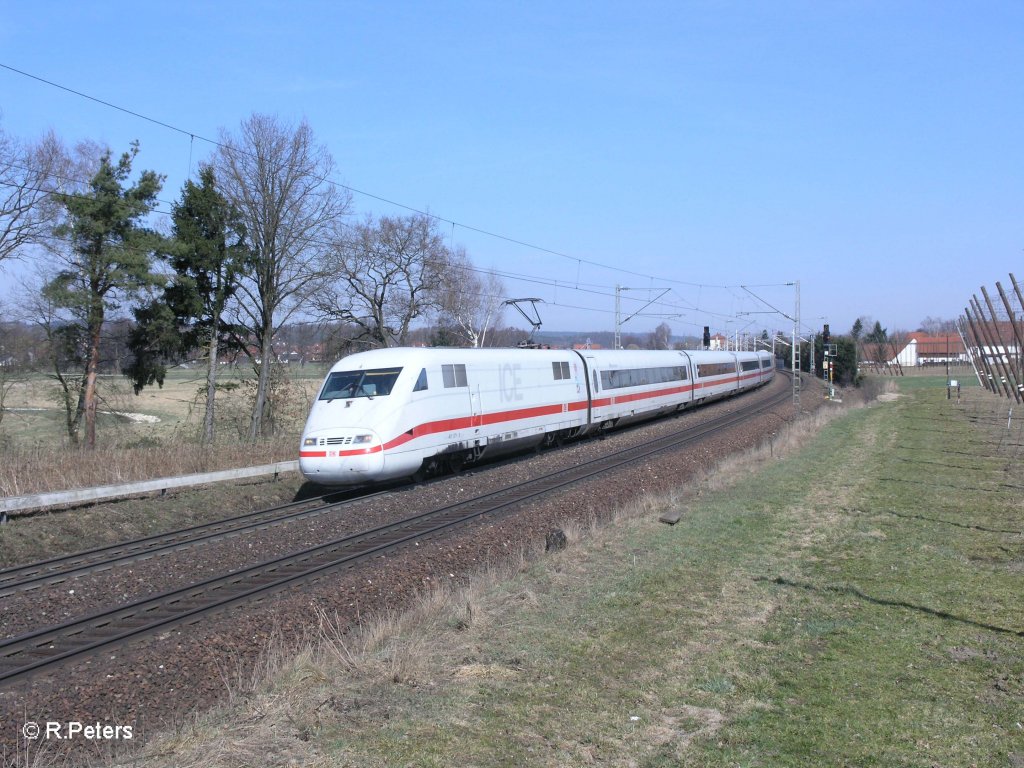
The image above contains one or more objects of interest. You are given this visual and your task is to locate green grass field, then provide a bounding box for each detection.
[136,378,1023,767]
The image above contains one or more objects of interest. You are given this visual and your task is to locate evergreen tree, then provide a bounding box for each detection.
[45,142,163,448]
[832,337,859,386]
[127,166,248,443]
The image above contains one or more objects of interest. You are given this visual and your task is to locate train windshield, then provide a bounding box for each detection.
[319,367,403,400]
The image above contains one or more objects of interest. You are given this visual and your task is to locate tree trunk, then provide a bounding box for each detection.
[71,374,85,442]
[53,360,82,445]
[83,321,102,449]
[203,328,219,445]
[249,331,274,441]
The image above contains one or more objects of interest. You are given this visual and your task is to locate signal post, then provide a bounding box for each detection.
[822,324,837,400]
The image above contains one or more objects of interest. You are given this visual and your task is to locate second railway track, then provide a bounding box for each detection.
[0,486,394,597]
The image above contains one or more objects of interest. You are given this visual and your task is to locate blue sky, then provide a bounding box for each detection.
[1,1,1021,340]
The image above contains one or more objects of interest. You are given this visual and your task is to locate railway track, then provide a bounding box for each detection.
[0,380,792,686]
[0,486,393,598]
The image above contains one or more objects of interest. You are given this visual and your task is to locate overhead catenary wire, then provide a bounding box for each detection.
[0,163,719,311]
[1,62,802,337]
[16,218,742,338]
[2,187,782,342]
[0,62,794,296]
[1,173,778,334]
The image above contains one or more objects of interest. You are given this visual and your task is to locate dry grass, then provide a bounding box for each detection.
[0,438,298,498]
[130,544,543,768]
[18,378,1021,767]
[686,400,857,500]
[0,367,325,497]
[0,746,70,768]
[128,395,845,767]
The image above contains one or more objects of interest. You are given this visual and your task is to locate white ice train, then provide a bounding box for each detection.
[299,346,775,485]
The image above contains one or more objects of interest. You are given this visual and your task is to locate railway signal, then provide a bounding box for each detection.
[823,339,837,400]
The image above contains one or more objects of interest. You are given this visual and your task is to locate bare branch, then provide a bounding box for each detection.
[436,247,506,347]
[313,213,450,348]
[0,127,74,265]
[214,114,351,439]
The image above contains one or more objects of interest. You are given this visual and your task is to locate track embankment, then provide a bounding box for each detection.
[1,374,814,764]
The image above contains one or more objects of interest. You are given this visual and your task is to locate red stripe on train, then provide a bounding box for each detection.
[301,446,382,458]
[335,372,770,455]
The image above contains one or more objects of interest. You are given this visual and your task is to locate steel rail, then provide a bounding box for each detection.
[0,379,789,595]
[0,487,394,598]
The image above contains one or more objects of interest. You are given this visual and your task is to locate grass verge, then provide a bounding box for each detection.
[0,472,306,569]
[47,381,1024,766]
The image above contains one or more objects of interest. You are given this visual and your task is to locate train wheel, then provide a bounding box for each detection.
[413,457,442,483]
[448,452,468,475]
[542,431,564,449]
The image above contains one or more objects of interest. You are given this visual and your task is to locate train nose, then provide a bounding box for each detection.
[299,429,385,484]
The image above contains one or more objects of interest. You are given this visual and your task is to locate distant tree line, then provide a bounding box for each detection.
[786,314,959,387]
[0,114,508,448]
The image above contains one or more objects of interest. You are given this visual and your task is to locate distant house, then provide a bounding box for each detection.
[709,333,728,351]
[890,334,969,367]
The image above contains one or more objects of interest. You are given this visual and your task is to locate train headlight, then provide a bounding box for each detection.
[302,437,318,447]
[353,434,373,444]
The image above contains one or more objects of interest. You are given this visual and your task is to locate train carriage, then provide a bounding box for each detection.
[581,349,694,429]
[756,350,776,386]
[690,350,744,401]
[300,348,590,483]
[300,346,775,486]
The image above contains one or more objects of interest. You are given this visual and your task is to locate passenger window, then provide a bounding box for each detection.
[414,368,428,392]
[442,363,468,388]
[552,361,571,380]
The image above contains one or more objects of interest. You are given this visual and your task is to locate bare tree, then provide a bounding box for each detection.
[214,114,351,440]
[437,247,505,347]
[313,213,451,348]
[918,316,957,335]
[647,321,672,350]
[19,268,87,442]
[487,325,531,348]
[0,301,20,428]
[0,123,69,266]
